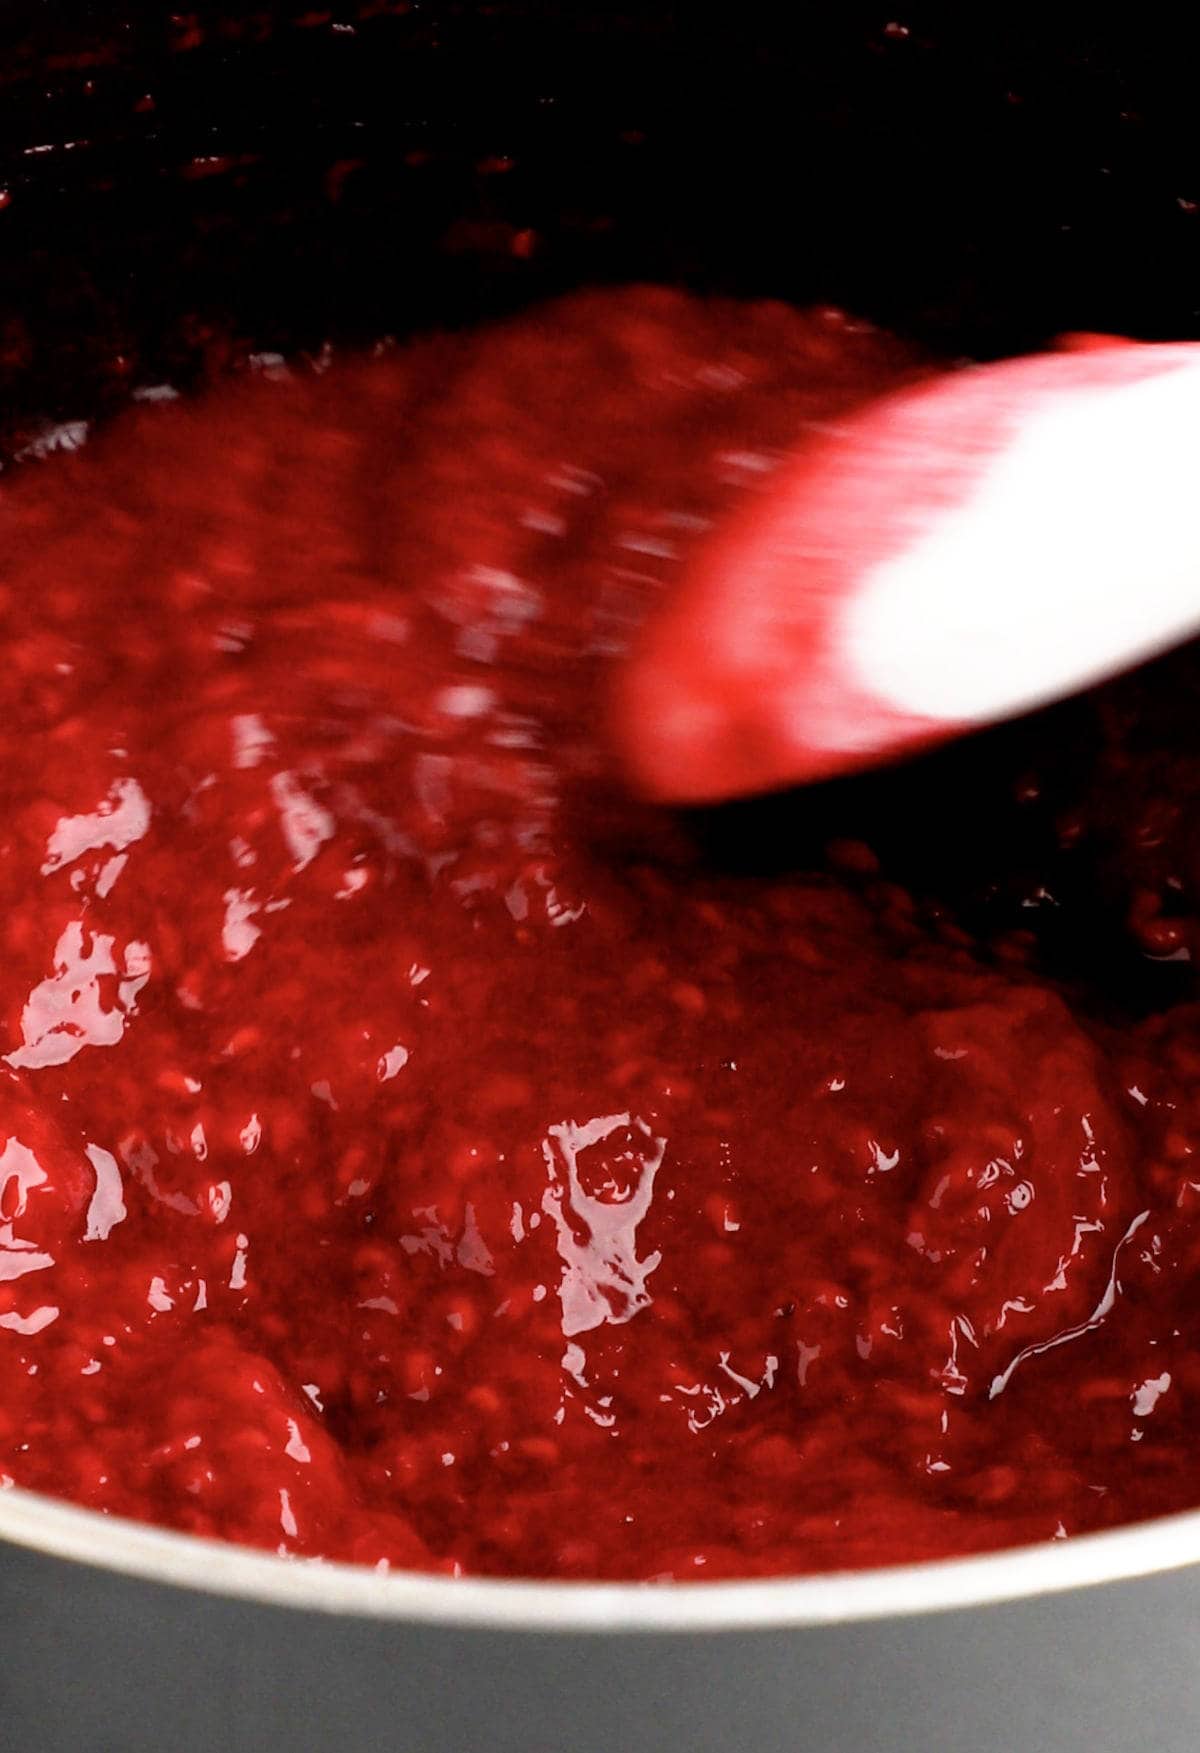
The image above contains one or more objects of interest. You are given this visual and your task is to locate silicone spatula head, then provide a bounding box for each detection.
[614,340,1200,803]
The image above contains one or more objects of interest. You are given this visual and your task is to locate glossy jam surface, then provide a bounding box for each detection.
[2,289,1199,1581]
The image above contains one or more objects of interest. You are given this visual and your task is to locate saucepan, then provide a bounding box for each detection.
[2,7,1199,1749]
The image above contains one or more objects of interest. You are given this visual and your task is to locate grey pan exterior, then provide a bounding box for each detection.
[3,1487,1200,1751]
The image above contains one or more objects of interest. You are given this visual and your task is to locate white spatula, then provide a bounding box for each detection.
[616,338,1200,801]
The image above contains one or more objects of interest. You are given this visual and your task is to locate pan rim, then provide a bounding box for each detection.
[2,1481,1199,1631]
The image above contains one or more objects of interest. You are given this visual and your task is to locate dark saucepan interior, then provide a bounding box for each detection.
[2,3,1199,432]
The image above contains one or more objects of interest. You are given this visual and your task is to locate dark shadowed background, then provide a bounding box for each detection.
[1,3,1198,453]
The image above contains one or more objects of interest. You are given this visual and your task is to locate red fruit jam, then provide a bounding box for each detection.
[1,288,1199,1581]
